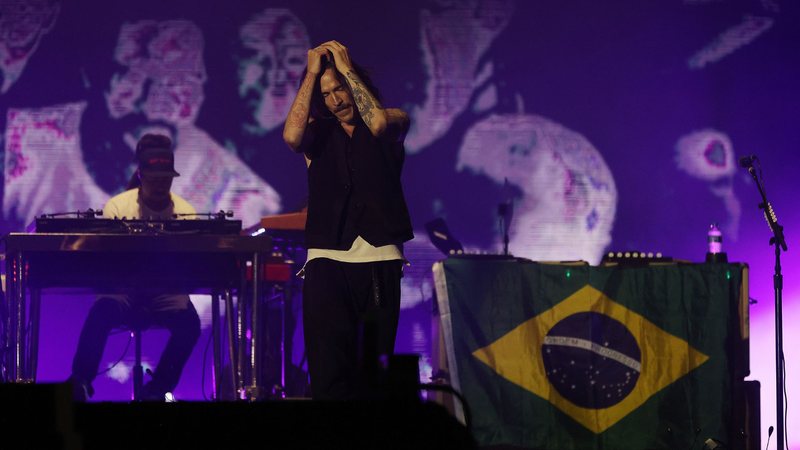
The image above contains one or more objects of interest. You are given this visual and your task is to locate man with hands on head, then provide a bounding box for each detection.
[283,41,414,400]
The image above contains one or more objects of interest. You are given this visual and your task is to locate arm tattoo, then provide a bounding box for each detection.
[287,80,314,129]
[346,70,382,128]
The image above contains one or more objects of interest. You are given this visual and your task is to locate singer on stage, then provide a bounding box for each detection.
[283,40,413,400]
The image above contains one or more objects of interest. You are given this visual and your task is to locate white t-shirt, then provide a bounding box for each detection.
[306,236,403,264]
[298,237,405,278]
[103,188,196,220]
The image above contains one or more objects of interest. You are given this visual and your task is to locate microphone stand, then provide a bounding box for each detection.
[744,160,788,450]
[497,202,510,255]
[498,178,514,256]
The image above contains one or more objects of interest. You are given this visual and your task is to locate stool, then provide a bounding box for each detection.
[103,324,153,401]
[122,306,172,402]
[121,311,158,402]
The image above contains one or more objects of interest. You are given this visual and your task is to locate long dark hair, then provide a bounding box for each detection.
[306,60,382,121]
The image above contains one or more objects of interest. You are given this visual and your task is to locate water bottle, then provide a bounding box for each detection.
[705,223,727,262]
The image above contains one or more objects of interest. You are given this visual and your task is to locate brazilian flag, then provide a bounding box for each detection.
[433,257,748,449]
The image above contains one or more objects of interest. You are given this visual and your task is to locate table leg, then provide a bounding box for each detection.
[3,255,18,382]
[28,288,41,382]
[281,281,294,397]
[247,252,261,400]
[236,263,247,399]
[224,289,238,399]
[14,252,26,383]
[211,291,222,400]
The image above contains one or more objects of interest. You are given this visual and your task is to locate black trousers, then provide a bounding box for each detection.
[303,258,402,400]
[71,293,201,394]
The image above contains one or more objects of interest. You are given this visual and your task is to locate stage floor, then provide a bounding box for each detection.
[2,384,474,450]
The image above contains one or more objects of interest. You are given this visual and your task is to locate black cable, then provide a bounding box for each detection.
[783,351,788,450]
[95,331,133,377]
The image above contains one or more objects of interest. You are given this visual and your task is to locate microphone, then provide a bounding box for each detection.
[738,154,758,168]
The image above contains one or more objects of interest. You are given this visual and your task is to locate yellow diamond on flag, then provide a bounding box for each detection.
[472,284,709,434]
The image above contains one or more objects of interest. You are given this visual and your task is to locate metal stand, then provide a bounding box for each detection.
[772,241,785,450]
[132,328,144,401]
[744,161,788,450]
[243,252,266,401]
[281,280,294,397]
[498,202,512,256]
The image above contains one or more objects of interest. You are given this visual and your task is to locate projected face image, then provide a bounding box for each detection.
[405,0,513,153]
[457,114,617,264]
[675,129,741,239]
[105,20,206,147]
[101,19,282,225]
[688,15,774,69]
[0,0,60,94]
[238,8,309,133]
[675,129,736,182]
[3,102,109,226]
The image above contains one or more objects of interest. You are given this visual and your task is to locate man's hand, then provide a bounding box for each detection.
[317,39,389,138]
[285,47,328,152]
[307,46,330,75]
[319,40,354,75]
